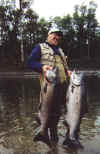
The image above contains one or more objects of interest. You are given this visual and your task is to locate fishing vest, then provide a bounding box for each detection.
[40,43,69,84]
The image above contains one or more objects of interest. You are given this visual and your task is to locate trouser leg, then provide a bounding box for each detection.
[80,77,88,116]
[49,84,62,141]
[61,82,68,114]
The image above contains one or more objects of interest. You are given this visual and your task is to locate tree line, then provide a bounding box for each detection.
[0,1,100,69]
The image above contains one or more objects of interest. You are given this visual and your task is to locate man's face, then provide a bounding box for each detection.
[47,33,62,46]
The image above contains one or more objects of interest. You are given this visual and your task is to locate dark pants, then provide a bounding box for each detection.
[80,72,88,116]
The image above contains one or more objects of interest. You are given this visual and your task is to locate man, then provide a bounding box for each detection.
[27,28,69,144]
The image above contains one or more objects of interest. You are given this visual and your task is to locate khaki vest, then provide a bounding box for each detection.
[40,43,69,84]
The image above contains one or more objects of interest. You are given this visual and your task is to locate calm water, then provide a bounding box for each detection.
[0,73,100,154]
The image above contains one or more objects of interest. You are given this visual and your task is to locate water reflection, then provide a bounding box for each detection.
[0,74,99,153]
[0,79,40,136]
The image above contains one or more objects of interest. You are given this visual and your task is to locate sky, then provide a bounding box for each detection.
[31,0,100,23]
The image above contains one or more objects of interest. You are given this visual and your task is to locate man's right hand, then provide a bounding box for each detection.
[42,65,52,76]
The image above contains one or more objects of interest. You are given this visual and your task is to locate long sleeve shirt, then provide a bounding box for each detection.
[27,42,61,73]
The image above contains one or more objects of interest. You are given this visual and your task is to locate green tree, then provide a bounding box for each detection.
[23,9,39,59]
[73,1,98,60]
[86,1,98,59]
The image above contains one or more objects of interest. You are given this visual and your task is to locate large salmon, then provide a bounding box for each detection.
[34,67,61,146]
[63,70,87,147]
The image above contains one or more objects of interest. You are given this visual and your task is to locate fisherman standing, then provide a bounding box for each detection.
[27,28,69,144]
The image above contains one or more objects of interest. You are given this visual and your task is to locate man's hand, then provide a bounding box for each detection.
[42,65,52,76]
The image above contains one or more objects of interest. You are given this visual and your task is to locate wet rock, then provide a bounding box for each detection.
[0,145,14,154]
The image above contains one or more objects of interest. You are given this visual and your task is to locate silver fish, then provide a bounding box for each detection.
[34,67,60,145]
[63,70,87,147]
[46,69,57,83]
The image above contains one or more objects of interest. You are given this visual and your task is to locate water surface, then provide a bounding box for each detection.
[0,72,100,154]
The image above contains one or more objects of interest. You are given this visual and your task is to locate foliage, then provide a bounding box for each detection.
[0,0,100,68]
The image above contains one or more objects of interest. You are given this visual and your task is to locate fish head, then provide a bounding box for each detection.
[45,67,59,83]
[71,70,81,86]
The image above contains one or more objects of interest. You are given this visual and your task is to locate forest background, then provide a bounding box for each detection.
[0,0,100,70]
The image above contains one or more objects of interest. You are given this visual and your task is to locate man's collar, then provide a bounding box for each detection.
[45,41,58,48]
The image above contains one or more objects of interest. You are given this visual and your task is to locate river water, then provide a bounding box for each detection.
[0,71,100,154]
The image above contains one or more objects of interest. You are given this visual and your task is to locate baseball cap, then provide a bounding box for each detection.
[48,28,63,37]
